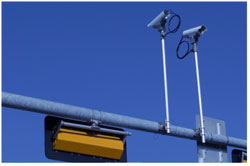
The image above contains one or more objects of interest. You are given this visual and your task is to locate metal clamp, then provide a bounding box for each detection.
[53,119,131,137]
[90,119,101,130]
[158,121,169,134]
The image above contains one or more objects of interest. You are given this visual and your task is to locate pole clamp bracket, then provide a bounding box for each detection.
[160,30,167,39]
[158,121,167,134]
[89,119,101,130]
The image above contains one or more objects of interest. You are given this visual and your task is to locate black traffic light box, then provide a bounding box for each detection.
[232,149,247,163]
[45,116,128,162]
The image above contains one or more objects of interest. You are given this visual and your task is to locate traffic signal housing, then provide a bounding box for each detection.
[45,116,129,162]
[232,149,247,163]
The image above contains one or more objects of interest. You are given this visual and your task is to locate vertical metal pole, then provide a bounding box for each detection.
[161,37,170,133]
[193,43,205,143]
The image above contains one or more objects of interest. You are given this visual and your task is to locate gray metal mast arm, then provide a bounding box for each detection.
[2,92,247,149]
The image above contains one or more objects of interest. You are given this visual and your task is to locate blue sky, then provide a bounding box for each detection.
[2,2,246,162]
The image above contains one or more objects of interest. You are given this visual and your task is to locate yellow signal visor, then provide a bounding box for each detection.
[53,128,124,160]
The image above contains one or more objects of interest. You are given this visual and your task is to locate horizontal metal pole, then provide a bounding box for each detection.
[2,92,247,149]
[62,121,132,136]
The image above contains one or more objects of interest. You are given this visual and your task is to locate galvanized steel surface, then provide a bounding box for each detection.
[2,92,247,149]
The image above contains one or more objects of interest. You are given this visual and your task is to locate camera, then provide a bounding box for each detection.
[182,25,207,41]
[147,10,171,31]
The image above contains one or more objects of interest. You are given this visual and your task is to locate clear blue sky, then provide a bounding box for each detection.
[2,2,246,162]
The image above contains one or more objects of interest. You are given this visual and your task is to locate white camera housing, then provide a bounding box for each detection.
[183,25,207,40]
[147,10,171,31]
